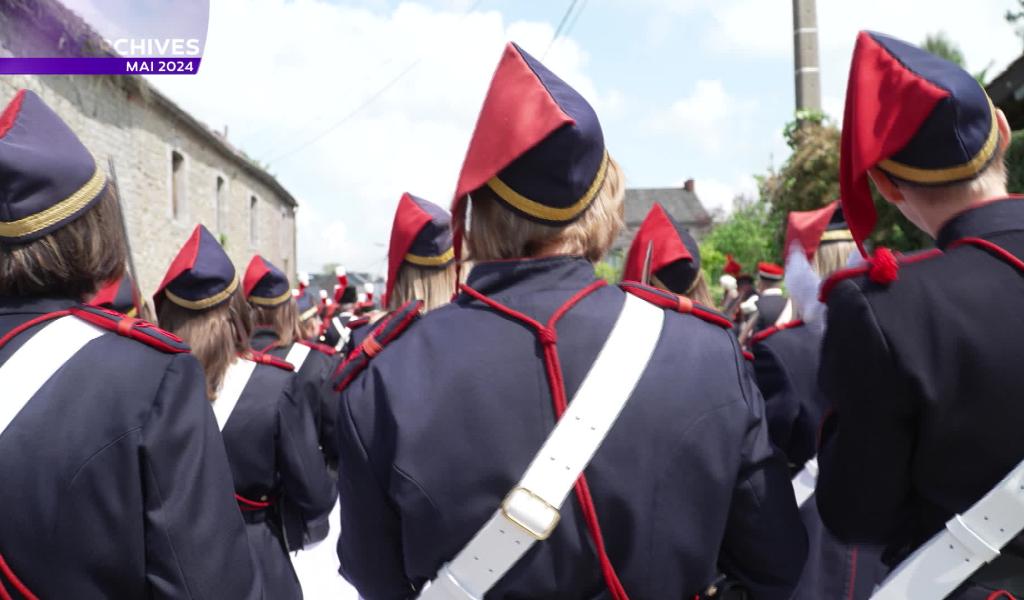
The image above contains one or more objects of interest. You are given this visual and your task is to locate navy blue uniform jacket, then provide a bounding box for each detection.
[817,199,1024,595]
[0,297,262,599]
[751,322,888,599]
[221,354,336,599]
[336,257,807,599]
[252,327,339,467]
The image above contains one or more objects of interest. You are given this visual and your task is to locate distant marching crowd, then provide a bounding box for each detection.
[0,27,1022,600]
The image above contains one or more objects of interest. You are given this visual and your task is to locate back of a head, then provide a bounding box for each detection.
[0,90,126,300]
[243,254,301,346]
[385,193,457,312]
[154,225,251,400]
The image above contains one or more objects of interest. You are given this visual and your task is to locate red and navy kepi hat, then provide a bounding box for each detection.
[784,200,854,260]
[452,42,608,247]
[622,203,702,294]
[295,290,318,322]
[841,31,999,253]
[758,262,784,281]
[243,255,291,307]
[386,192,453,306]
[154,224,238,310]
[723,255,742,277]
[0,89,108,243]
[90,273,142,317]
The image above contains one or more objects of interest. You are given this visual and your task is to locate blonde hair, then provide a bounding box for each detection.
[388,263,457,312]
[250,299,302,348]
[463,156,625,262]
[895,143,1008,204]
[157,289,252,400]
[813,241,858,279]
[651,269,714,306]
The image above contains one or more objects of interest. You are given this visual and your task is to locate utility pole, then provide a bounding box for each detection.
[793,0,822,113]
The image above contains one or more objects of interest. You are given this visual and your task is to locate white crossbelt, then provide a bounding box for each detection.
[0,316,106,438]
[791,458,818,508]
[285,343,312,371]
[212,358,258,431]
[333,317,350,351]
[418,293,665,600]
[870,458,1024,599]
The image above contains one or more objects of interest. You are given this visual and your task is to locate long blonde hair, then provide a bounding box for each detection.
[388,263,457,313]
[813,241,859,279]
[158,289,253,400]
[463,156,625,262]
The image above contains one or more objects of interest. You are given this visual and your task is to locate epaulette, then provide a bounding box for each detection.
[346,316,370,330]
[332,300,423,393]
[70,305,190,354]
[298,339,336,356]
[619,282,733,329]
[250,351,295,371]
[819,247,943,301]
[750,319,805,345]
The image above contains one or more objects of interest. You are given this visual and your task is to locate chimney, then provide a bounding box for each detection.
[683,179,695,193]
[792,0,822,112]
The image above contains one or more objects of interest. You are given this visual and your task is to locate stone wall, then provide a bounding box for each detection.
[0,73,298,298]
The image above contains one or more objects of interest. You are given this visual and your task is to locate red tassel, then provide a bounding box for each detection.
[868,247,899,285]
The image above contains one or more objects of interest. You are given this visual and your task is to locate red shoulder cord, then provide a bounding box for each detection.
[459,280,630,600]
[950,237,1024,273]
[0,311,66,600]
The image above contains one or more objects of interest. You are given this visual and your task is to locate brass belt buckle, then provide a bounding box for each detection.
[500,487,560,541]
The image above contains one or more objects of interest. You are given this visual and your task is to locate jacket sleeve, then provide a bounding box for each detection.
[277,372,337,546]
[751,341,800,465]
[141,353,263,600]
[718,338,808,600]
[336,368,415,600]
[816,279,916,543]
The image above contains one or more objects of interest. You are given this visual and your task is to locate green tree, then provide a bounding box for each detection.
[594,261,622,284]
[700,194,779,276]
[1007,1,1024,48]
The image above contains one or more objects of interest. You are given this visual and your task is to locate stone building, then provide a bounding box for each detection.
[0,0,298,297]
[610,178,712,261]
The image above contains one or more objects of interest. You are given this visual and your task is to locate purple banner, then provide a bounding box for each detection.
[0,57,202,75]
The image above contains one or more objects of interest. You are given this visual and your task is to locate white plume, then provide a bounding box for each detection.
[784,241,826,327]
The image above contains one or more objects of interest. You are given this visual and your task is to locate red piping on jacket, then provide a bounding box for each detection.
[0,311,70,353]
[0,551,38,600]
[459,280,630,600]
[235,494,272,511]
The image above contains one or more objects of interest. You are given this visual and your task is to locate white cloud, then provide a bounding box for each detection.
[149,0,609,274]
[687,174,758,214]
[652,79,753,155]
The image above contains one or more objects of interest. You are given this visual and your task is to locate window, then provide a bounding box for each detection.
[215,176,226,233]
[171,150,186,220]
[249,195,259,246]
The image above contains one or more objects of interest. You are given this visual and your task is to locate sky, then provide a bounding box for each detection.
[140,0,1024,275]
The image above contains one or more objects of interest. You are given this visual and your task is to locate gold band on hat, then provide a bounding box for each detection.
[300,305,319,321]
[249,288,293,306]
[405,247,455,267]
[820,229,854,242]
[485,150,609,222]
[0,167,106,239]
[164,276,239,311]
[878,100,999,184]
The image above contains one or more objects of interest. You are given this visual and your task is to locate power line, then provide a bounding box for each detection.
[264,0,488,166]
[562,0,588,43]
[543,0,580,59]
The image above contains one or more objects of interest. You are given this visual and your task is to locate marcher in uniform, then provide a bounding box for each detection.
[156,225,334,600]
[816,31,1024,599]
[621,202,715,306]
[295,288,322,342]
[333,42,806,600]
[0,89,261,599]
[750,201,888,600]
[342,192,456,357]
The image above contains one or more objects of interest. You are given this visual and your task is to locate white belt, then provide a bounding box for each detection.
[285,343,312,371]
[871,458,1024,599]
[0,316,106,438]
[791,458,818,508]
[333,317,350,351]
[212,358,257,431]
[418,294,665,599]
